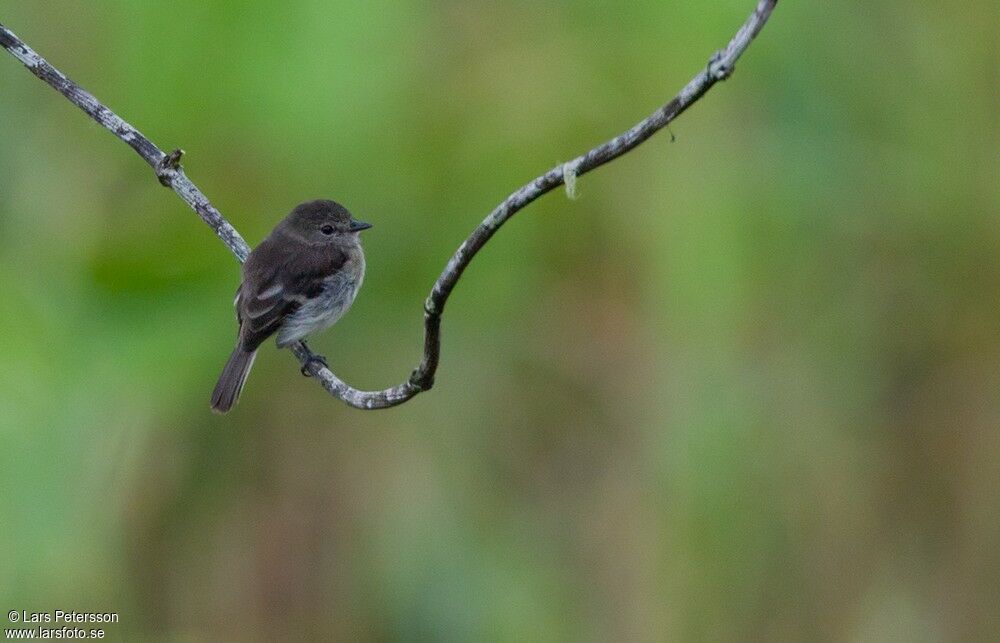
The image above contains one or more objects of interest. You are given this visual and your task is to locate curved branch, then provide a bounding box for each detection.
[0,0,777,410]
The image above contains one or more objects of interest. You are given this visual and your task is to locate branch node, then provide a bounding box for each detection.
[156,148,184,187]
[708,50,734,80]
[409,368,435,391]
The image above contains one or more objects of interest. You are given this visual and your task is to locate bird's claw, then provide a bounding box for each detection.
[301,353,328,376]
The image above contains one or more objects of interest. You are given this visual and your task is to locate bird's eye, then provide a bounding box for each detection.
[320,224,335,235]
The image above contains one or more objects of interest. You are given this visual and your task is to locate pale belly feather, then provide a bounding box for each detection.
[275,255,365,347]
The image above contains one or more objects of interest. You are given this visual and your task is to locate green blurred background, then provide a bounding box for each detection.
[2,1,999,640]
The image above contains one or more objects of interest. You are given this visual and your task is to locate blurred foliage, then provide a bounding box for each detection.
[2,0,999,640]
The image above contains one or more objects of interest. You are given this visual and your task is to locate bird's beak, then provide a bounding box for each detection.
[349,219,373,232]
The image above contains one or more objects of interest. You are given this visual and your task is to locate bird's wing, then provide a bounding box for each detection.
[236,239,348,351]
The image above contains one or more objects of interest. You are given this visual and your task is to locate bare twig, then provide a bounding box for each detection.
[0,0,778,410]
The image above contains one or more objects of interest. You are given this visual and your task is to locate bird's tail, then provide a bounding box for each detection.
[210,344,257,414]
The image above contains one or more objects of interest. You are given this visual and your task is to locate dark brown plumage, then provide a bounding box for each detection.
[211,200,371,413]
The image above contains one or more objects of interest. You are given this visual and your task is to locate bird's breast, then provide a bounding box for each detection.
[274,250,365,346]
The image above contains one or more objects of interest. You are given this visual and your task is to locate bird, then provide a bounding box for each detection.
[210,199,372,413]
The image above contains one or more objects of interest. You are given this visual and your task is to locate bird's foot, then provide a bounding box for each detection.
[301,354,328,376]
[299,342,328,376]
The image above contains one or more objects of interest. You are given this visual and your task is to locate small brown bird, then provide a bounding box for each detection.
[210,200,372,413]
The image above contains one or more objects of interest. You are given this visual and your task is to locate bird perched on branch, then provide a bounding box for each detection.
[211,200,372,413]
